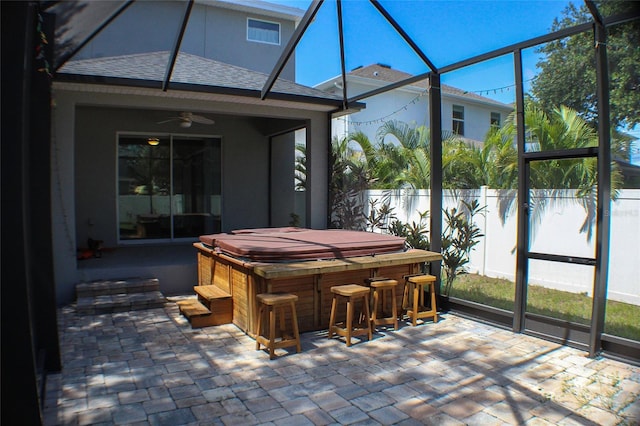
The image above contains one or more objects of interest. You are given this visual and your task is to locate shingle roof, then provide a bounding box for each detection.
[57,51,344,103]
[349,64,511,107]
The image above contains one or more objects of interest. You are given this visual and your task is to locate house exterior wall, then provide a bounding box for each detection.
[441,97,508,142]
[51,85,330,304]
[75,0,298,80]
[322,78,512,145]
[339,83,430,143]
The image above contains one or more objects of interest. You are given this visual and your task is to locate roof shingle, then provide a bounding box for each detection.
[58,51,344,102]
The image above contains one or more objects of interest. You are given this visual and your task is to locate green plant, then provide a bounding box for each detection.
[289,212,300,227]
[331,188,367,230]
[441,199,485,296]
[387,210,430,251]
[364,198,396,233]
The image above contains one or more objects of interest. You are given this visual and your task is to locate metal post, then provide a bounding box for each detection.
[513,50,528,332]
[590,17,612,358]
[428,73,442,292]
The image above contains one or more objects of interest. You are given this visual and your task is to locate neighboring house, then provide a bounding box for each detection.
[48,0,354,304]
[315,64,514,145]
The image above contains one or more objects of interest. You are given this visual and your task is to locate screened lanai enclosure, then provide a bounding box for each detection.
[2,0,639,422]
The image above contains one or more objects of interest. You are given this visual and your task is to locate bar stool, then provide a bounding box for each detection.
[365,278,399,331]
[328,284,372,346]
[255,293,301,360]
[402,274,438,326]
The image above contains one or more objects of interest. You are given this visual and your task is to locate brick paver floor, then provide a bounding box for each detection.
[44,298,640,425]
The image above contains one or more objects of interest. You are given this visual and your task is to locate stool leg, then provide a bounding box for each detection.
[371,289,379,325]
[269,306,276,360]
[412,283,419,326]
[255,305,264,351]
[362,294,372,341]
[402,282,409,311]
[278,306,286,336]
[290,301,301,353]
[430,283,438,323]
[346,297,354,346]
[390,287,398,330]
[328,295,337,339]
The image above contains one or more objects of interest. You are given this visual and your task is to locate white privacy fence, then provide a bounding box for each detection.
[366,188,640,305]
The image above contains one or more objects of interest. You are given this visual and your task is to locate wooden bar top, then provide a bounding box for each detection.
[194,243,441,280]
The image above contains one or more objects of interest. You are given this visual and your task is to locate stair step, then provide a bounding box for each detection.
[177,297,233,328]
[75,278,165,315]
[193,285,231,301]
[76,278,159,298]
[177,299,211,317]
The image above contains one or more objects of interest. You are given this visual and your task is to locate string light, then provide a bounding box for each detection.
[462,77,536,97]
[337,90,428,126]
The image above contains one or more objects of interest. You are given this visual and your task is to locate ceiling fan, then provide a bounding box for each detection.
[158,112,215,128]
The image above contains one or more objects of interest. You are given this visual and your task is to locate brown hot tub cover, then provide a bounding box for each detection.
[199,228,406,261]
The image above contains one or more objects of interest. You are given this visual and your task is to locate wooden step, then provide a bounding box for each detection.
[194,285,231,301]
[177,297,233,328]
[177,299,211,317]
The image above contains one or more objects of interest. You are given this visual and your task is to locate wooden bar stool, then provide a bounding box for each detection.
[255,293,301,360]
[365,278,399,331]
[402,274,438,326]
[328,284,372,346]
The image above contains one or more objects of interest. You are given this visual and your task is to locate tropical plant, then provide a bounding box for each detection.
[441,200,486,296]
[294,142,307,191]
[374,120,431,189]
[388,210,430,250]
[329,135,371,229]
[364,198,396,233]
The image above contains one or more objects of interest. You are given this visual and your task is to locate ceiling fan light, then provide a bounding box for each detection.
[147,137,160,146]
[179,120,192,128]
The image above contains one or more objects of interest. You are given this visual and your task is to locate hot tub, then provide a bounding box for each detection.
[198,227,407,261]
[194,228,441,334]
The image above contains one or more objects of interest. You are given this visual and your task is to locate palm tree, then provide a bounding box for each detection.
[294,142,307,191]
[475,102,621,241]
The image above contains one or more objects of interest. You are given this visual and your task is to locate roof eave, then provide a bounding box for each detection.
[54,72,363,110]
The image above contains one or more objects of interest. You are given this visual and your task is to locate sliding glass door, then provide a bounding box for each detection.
[118,134,221,241]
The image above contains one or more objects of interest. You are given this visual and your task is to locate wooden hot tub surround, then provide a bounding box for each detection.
[192,241,442,337]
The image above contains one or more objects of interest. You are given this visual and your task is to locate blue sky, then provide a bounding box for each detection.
[270,0,572,102]
[269,0,639,163]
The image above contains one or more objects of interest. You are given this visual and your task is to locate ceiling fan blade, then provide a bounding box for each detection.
[157,117,181,124]
[190,114,215,125]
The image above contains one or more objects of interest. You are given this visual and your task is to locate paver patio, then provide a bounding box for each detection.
[43,298,640,425]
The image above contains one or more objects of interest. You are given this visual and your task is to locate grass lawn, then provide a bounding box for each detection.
[450,274,640,341]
